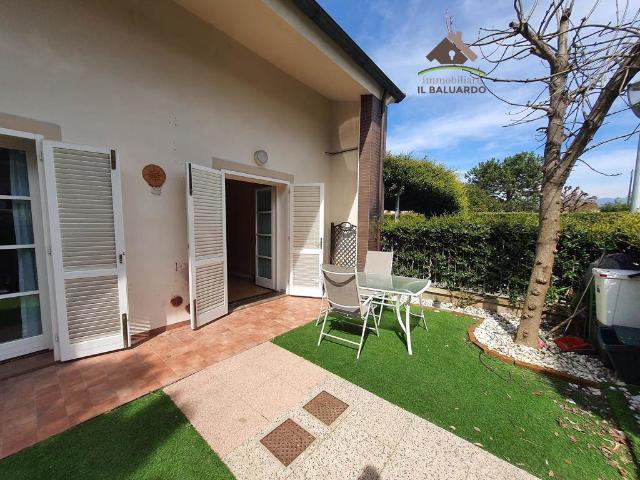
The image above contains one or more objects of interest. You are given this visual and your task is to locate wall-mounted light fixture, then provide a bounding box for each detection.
[254,149,268,166]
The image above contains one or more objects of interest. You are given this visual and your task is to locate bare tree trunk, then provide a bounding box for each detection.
[514,8,571,347]
[514,40,640,347]
[515,180,562,347]
[394,194,400,221]
[469,2,640,348]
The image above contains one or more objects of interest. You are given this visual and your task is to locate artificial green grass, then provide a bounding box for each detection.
[0,391,235,480]
[273,308,638,479]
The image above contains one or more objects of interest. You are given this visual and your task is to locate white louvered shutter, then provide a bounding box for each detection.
[186,163,227,328]
[289,183,324,297]
[43,142,128,361]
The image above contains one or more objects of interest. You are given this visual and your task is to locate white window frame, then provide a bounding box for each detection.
[255,186,276,290]
[0,128,55,361]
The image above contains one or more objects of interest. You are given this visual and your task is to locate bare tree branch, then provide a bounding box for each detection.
[561,41,640,182]
[471,0,640,348]
[561,185,598,212]
[575,158,623,176]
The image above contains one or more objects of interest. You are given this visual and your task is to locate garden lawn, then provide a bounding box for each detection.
[0,391,234,480]
[273,308,638,479]
[608,388,640,471]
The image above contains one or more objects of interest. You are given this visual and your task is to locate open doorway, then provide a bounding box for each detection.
[225,178,276,306]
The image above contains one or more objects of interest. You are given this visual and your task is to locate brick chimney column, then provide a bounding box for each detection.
[357,94,386,270]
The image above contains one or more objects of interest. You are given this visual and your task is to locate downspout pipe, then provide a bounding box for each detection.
[377,89,391,248]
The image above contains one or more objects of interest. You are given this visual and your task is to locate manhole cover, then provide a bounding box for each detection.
[303,390,349,425]
[260,419,315,466]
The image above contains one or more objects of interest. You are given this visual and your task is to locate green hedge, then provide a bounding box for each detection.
[383,154,467,216]
[381,212,640,304]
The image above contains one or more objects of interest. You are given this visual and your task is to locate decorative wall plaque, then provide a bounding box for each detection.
[142,164,166,195]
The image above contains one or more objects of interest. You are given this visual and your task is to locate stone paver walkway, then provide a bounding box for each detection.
[165,342,536,480]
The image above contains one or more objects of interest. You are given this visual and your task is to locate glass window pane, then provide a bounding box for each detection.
[0,249,38,295]
[257,235,271,257]
[0,199,34,245]
[0,294,41,343]
[256,189,271,212]
[0,148,30,196]
[258,257,272,279]
[257,212,271,234]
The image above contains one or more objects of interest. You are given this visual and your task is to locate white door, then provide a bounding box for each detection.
[0,136,50,361]
[187,163,227,328]
[43,142,128,361]
[289,183,324,297]
[255,187,275,289]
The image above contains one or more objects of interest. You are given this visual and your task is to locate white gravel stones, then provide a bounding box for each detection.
[418,298,614,384]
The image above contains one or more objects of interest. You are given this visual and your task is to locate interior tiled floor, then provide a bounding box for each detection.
[228,274,274,304]
[0,295,320,459]
[165,342,535,480]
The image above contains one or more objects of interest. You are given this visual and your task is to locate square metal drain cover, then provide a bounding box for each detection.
[260,419,315,466]
[303,390,349,425]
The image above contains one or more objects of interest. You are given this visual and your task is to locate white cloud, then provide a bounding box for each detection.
[455,169,467,181]
[387,99,536,153]
[361,0,640,198]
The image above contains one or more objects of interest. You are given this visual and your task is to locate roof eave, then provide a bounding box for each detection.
[290,0,406,103]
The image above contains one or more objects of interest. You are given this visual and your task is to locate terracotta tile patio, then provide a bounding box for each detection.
[0,295,320,459]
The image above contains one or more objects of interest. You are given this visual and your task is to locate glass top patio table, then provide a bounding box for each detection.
[356,272,430,356]
[357,272,430,295]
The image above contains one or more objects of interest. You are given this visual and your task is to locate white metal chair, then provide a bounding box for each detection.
[364,251,394,275]
[362,251,428,332]
[407,292,427,332]
[362,251,397,327]
[317,265,376,359]
[315,293,329,326]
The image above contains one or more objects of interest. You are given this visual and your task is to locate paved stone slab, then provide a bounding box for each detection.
[164,343,537,480]
[303,391,348,426]
[260,419,315,466]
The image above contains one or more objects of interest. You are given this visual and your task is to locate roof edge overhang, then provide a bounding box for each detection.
[172,0,405,103]
[291,0,405,103]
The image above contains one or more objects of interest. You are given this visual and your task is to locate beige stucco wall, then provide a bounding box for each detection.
[327,101,360,227]
[0,0,360,333]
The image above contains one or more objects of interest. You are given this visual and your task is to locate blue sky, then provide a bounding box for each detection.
[318,0,640,199]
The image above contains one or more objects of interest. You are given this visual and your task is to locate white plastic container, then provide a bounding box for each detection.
[593,268,640,327]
